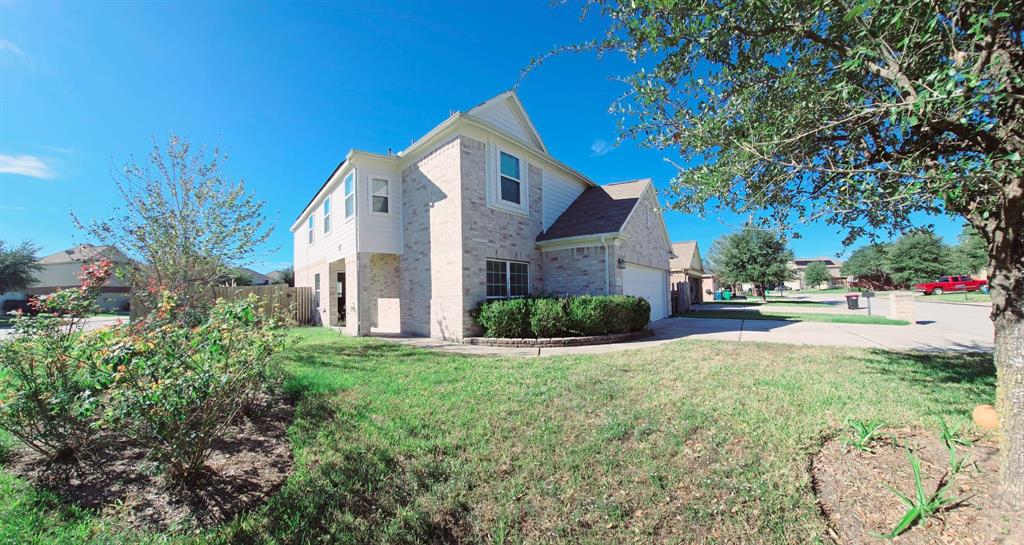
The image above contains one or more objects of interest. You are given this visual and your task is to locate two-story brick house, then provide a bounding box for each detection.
[292,91,674,340]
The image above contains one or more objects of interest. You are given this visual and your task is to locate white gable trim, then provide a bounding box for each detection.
[467,91,548,153]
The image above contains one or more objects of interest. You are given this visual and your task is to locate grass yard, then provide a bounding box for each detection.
[0,328,994,544]
[916,292,992,304]
[682,309,910,325]
[708,299,835,307]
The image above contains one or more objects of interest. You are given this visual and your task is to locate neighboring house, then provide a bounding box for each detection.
[701,274,718,299]
[227,267,273,286]
[784,257,848,290]
[669,241,704,304]
[292,91,674,340]
[28,244,131,311]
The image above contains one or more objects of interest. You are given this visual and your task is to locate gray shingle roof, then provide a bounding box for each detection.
[536,179,649,242]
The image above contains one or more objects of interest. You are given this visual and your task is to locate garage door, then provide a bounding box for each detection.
[623,264,668,322]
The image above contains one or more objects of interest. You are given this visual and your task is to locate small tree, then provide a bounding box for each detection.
[0,240,42,294]
[802,262,832,289]
[276,266,295,287]
[75,136,273,317]
[950,225,989,276]
[884,231,950,287]
[706,228,795,300]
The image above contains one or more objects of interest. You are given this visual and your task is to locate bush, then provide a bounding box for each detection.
[473,298,532,338]
[103,295,287,480]
[0,262,115,460]
[474,295,650,338]
[530,298,571,338]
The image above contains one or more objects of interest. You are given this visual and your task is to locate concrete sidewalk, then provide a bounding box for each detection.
[376,314,993,358]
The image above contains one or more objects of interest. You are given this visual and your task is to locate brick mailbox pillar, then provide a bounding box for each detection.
[888,291,916,323]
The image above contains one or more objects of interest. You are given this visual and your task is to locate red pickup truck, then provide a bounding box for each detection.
[914,275,987,295]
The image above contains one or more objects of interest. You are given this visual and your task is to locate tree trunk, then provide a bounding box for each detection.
[988,181,1024,509]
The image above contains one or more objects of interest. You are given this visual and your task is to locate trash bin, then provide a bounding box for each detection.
[713,291,722,301]
[723,290,733,301]
[845,293,860,310]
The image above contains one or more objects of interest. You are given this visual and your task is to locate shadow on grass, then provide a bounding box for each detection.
[863,349,995,393]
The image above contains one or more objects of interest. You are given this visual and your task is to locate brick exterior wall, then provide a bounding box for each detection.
[399,137,465,339]
[363,253,401,332]
[612,187,672,296]
[542,245,609,296]
[459,136,545,337]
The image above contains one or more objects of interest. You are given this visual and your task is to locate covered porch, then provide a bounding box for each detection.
[321,252,401,336]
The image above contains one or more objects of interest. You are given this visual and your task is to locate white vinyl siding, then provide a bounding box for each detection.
[472,100,538,150]
[542,169,586,230]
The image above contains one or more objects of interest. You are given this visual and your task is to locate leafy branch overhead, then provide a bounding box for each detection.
[550,1,1022,245]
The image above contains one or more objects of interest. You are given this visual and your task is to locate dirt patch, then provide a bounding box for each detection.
[3,396,294,531]
[813,428,1023,544]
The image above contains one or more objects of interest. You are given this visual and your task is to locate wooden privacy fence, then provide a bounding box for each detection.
[210,286,315,325]
[130,285,315,325]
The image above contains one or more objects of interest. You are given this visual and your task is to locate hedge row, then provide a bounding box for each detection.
[472,295,651,338]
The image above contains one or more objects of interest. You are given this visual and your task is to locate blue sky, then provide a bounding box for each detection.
[1,1,962,271]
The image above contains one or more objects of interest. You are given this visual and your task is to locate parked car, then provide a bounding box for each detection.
[2,298,38,317]
[914,275,987,295]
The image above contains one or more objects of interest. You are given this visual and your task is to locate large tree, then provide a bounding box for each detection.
[884,230,951,286]
[75,136,273,317]
[802,261,832,289]
[0,240,42,295]
[841,243,890,278]
[706,228,795,299]
[558,0,1024,504]
[951,224,990,275]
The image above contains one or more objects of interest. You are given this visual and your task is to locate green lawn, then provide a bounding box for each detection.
[708,299,835,307]
[916,292,992,304]
[683,308,910,325]
[0,328,994,544]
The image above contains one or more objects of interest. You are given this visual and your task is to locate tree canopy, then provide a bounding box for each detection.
[802,261,832,288]
[0,240,42,295]
[950,224,989,275]
[840,243,890,279]
[884,230,950,286]
[706,228,795,298]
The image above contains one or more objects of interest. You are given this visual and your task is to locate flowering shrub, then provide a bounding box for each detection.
[102,295,287,480]
[0,261,115,460]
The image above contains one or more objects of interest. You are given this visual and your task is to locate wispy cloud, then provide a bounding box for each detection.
[0,154,57,179]
[0,38,35,70]
[590,139,615,157]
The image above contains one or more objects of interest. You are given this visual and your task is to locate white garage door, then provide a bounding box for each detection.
[623,264,668,322]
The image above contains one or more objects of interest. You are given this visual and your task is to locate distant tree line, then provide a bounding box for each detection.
[841,226,988,288]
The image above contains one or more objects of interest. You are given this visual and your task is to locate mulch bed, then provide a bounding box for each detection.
[3,396,294,531]
[813,427,1023,544]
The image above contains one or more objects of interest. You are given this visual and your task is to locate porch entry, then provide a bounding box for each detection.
[336,272,346,325]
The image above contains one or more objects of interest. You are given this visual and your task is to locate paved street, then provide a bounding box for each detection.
[0,315,125,340]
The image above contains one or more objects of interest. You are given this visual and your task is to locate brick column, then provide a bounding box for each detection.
[889,291,916,322]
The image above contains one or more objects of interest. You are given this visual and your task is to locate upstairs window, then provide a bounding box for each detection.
[371,177,390,214]
[499,151,522,205]
[486,259,529,298]
[344,172,355,218]
[323,196,331,233]
[307,215,314,244]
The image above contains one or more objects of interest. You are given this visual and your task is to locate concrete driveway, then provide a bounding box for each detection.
[0,315,126,341]
[378,295,993,357]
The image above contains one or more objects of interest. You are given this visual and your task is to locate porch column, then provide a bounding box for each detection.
[343,255,371,336]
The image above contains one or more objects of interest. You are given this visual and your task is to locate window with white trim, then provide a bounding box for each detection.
[314,273,321,305]
[323,197,331,233]
[307,215,314,245]
[486,259,529,298]
[343,172,355,218]
[498,150,522,205]
[371,177,390,214]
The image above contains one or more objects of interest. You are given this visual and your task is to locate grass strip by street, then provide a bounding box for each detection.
[682,309,910,325]
[708,299,835,307]
[0,328,992,544]
[916,292,991,304]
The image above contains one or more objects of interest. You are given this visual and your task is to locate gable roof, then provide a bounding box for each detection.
[38,244,128,265]
[670,241,703,272]
[466,91,547,153]
[793,257,843,267]
[536,179,650,242]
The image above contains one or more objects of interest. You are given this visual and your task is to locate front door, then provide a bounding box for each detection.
[336,272,346,324]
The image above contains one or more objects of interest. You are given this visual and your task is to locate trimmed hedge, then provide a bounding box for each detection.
[472,295,651,338]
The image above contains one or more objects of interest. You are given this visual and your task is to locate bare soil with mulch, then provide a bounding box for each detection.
[3,396,294,531]
[813,427,1023,545]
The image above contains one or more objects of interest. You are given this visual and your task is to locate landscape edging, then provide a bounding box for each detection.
[462,328,654,348]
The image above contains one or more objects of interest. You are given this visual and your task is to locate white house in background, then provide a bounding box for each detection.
[291,91,675,340]
[785,257,848,290]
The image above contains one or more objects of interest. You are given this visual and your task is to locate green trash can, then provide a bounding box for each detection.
[723,290,733,301]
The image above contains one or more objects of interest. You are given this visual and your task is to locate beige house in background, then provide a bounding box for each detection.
[291,91,674,340]
[27,244,130,311]
[669,241,704,304]
[785,257,848,290]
